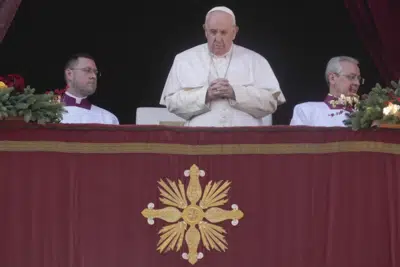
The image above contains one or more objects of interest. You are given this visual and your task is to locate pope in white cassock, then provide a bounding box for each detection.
[159,6,286,127]
[290,56,363,127]
[60,53,119,124]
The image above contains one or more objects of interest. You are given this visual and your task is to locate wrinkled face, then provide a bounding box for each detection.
[203,11,238,56]
[65,57,98,97]
[328,61,362,96]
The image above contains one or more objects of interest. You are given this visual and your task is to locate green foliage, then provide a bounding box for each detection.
[344,80,400,130]
[0,87,66,124]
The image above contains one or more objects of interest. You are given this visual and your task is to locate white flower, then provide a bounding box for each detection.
[345,96,353,105]
[338,94,347,105]
[383,102,400,116]
[337,94,359,107]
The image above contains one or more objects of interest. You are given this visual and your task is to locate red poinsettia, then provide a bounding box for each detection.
[383,91,400,105]
[45,86,67,95]
[45,85,67,103]
[0,74,25,92]
[0,76,8,86]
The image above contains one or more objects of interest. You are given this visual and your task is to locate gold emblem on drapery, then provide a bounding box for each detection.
[141,164,244,265]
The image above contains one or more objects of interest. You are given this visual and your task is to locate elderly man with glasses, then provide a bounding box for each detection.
[290,56,363,127]
[60,53,119,124]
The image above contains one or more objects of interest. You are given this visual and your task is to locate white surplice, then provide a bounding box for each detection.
[160,43,286,127]
[290,102,350,127]
[61,93,119,125]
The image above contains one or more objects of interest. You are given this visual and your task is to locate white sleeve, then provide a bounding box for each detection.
[227,55,285,118]
[290,104,309,125]
[160,57,210,120]
[111,114,119,125]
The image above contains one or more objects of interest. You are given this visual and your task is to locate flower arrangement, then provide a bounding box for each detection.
[0,74,66,124]
[45,87,67,103]
[344,80,400,130]
[329,93,360,110]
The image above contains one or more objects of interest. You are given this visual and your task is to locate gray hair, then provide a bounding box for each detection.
[325,56,359,84]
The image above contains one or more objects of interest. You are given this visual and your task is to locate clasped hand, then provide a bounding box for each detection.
[206,78,235,101]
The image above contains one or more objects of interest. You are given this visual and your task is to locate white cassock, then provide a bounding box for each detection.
[160,43,286,127]
[60,92,119,125]
[290,102,350,127]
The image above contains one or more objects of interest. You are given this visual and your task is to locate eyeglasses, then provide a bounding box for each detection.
[70,68,101,77]
[335,73,364,85]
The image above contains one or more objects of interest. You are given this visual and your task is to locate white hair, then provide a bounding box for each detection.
[325,56,359,84]
[205,6,236,26]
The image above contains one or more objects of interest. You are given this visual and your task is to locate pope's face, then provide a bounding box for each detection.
[204,11,238,56]
[65,57,98,97]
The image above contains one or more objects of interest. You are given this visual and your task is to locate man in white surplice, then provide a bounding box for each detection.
[159,6,285,127]
[60,53,119,124]
[290,56,363,127]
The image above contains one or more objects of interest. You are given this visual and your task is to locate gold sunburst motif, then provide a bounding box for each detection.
[141,164,244,265]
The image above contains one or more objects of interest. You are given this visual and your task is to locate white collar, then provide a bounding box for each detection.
[65,91,87,104]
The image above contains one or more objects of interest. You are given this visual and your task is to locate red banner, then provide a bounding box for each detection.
[0,123,399,267]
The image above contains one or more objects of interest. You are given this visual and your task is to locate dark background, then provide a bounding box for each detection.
[0,0,381,124]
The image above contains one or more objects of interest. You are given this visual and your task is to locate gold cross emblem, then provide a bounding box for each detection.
[141,164,244,265]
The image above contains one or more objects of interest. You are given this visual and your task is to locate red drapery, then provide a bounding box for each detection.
[0,123,399,267]
[345,0,400,83]
[0,0,21,43]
